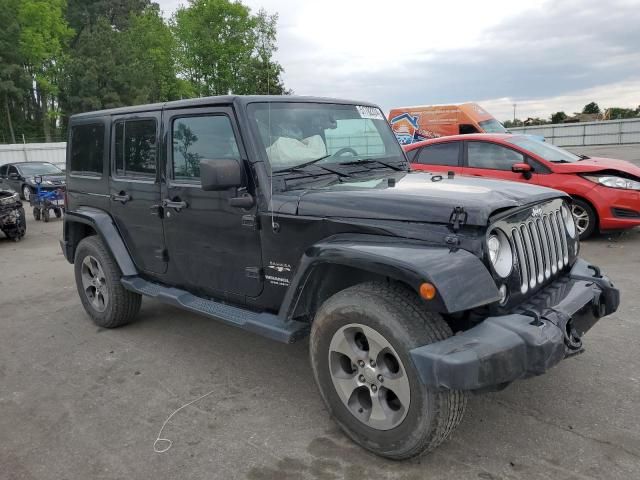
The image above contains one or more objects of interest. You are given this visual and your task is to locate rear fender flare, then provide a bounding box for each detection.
[280,234,499,320]
[64,207,137,276]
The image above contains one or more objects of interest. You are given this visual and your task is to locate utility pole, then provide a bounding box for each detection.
[513,103,517,123]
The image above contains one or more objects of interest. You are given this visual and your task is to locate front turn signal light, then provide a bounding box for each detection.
[419,282,436,300]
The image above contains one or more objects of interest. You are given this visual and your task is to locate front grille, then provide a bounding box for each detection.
[510,209,568,294]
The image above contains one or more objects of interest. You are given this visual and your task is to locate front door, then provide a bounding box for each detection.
[109,113,167,274]
[463,141,537,183]
[161,107,262,300]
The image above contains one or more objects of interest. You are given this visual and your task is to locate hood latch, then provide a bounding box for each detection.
[449,206,467,232]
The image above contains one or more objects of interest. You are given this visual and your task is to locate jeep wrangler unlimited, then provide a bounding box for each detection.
[61,96,619,459]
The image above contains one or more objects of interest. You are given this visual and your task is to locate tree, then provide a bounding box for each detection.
[582,102,601,115]
[550,111,568,124]
[606,107,637,120]
[0,0,28,143]
[60,2,186,117]
[173,0,287,96]
[18,0,73,141]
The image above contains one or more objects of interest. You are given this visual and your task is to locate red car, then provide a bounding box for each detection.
[405,134,640,239]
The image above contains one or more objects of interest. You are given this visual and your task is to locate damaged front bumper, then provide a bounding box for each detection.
[410,259,620,391]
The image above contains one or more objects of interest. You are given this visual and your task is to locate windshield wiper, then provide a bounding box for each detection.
[272,154,333,174]
[340,158,405,171]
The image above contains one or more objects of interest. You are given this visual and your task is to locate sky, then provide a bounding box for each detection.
[157,0,640,121]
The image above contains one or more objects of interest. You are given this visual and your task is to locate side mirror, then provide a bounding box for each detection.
[511,163,532,174]
[9,172,20,180]
[200,158,244,191]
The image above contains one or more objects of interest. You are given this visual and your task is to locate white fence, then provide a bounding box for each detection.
[0,142,67,169]
[510,118,640,147]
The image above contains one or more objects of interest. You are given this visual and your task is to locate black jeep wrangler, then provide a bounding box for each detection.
[61,96,619,459]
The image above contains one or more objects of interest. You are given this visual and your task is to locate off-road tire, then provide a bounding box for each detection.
[74,235,141,328]
[42,208,50,222]
[33,207,41,221]
[310,282,467,459]
[54,207,62,218]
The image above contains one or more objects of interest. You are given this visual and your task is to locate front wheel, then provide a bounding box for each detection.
[571,198,597,240]
[22,185,32,201]
[310,282,467,459]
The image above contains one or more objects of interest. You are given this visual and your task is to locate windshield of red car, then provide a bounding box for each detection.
[506,136,581,163]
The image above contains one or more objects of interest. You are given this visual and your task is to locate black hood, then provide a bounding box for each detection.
[288,171,565,226]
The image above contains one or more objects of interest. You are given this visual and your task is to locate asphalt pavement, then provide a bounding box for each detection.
[1,173,639,479]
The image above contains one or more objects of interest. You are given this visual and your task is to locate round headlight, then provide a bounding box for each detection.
[487,229,513,278]
[561,204,576,238]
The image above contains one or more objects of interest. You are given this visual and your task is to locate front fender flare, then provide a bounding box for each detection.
[63,207,137,276]
[280,234,499,319]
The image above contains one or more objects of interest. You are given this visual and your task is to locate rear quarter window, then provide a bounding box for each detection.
[70,124,105,176]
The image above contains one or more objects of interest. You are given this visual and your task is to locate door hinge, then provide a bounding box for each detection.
[449,206,467,232]
[245,266,264,280]
[242,214,259,230]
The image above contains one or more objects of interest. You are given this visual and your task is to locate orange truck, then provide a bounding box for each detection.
[388,102,507,145]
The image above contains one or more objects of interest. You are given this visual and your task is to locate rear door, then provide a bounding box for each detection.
[161,107,263,299]
[410,142,463,174]
[109,113,167,274]
[463,141,537,183]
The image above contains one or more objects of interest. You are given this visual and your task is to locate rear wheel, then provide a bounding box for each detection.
[42,208,50,222]
[54,207,62,218]
[310,282,467,459]
[571,198,596,240]
[33,207,41,221]
[74,236,141,328]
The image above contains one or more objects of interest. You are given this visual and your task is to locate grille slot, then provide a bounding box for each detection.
[510,208,568,293]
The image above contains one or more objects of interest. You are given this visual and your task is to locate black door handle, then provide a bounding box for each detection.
[162,198,188,211]
[111,192,131,204]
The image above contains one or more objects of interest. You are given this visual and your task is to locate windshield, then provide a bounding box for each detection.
[506,136,581,162]
[17,163,63,175]
[478,119,507,133]
[247,102,407,173]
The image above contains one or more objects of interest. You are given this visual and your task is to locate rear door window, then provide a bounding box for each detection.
[416,143,461,166]
[70,124,105,176]
[113,119,157,178]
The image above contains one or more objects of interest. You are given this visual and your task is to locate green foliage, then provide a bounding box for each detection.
[550,111,568,124]
[606,107,637,120]
[1,0,288,143]
[172,0,287,96]
[582,102,601,114]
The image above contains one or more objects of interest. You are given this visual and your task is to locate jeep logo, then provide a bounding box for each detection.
[531,206,543,218]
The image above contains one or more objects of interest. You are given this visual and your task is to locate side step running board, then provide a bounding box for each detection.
[121,276,309,344]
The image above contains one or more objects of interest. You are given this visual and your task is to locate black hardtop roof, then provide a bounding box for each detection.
[70,95,380,120]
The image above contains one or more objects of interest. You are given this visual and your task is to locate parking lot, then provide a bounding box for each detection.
[1,186,640,479]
